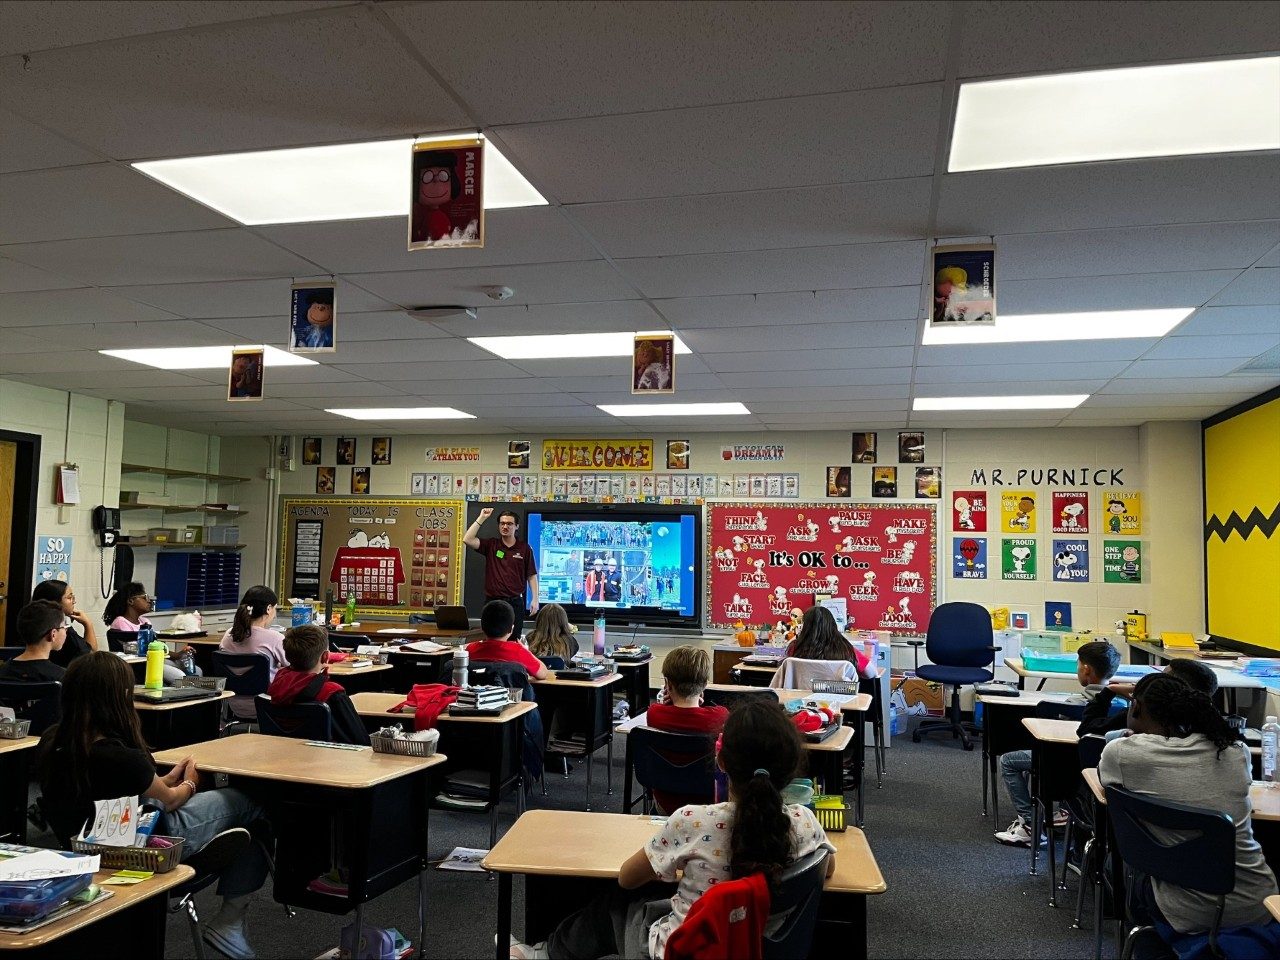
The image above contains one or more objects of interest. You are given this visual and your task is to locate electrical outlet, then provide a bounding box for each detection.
[284,458,296,472]
[264,466,277,481]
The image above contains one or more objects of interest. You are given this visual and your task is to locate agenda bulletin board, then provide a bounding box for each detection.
[276,496,464,617]
[705,501,938,634]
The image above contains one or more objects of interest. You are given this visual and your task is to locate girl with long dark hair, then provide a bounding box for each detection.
[31,580,96,667]
[786,605,872,674]
[217,585,287,721]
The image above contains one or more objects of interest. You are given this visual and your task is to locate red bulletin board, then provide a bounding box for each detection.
[705,501,938,635]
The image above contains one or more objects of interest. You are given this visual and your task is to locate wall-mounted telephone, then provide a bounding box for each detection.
[92,505,120,548]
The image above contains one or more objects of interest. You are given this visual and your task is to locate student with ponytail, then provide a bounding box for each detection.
[218,586,287,720]
[509,699,835,959]
[1099,672,1280,942]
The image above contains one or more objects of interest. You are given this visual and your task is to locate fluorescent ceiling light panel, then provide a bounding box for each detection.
[132,136,545,225]
[914,395,1088,411]
[921,308,1194,345]
[598,402,751,417]
[950,56,1280,171]
[100,345,316,369]
[470,332,691,361]
[325,407,475,420]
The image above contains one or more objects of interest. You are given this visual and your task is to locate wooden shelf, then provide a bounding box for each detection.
[121,462,249,484]
[128,543,246,551]
[118,502,247,517]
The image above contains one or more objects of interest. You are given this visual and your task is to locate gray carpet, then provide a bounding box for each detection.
[39,722,1109,959]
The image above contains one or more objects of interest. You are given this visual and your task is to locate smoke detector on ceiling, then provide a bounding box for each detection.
[484,285,515,301]
[407,305,477,321]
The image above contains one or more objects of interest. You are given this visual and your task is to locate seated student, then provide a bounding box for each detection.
[1099,673,1280,950]
[1078,658,1219,739]
[466,600,548,680]
[645,645,729,813]
[783,605,873,676]
[995,639,1121,847]
[103,581,193,684]
[510,698,835,960]
[31,581,97,668]
[525,602,579,666]
[219,585,288,720]
[39,652,269,960]
[0,600,67,684]
[266,624,370,746]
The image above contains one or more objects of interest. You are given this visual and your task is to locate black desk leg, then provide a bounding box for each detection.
[496,873,512,960]
[854,717,865,827]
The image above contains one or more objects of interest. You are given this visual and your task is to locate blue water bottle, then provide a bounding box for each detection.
[139,624,155,656]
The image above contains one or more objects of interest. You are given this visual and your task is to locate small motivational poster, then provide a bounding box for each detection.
[1051,539,1090,582]
[1103,541,1143,583]
[1001,538,1037,581]
[953,537,987,579]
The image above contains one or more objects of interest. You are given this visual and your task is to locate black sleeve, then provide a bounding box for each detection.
[328,692,371,746]
[1076,690,1126,738]
[90,741,157,799]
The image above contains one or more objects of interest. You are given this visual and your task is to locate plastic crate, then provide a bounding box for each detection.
[176,676,227,692]
[370,731,438,757]
[0,718,31,740]
[1023,652,1079,674]
[1021,632,1063,656]
[70,836,186,873]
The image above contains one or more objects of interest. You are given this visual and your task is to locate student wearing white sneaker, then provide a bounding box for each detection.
[995,640,1121,847]
[37,652,269,960]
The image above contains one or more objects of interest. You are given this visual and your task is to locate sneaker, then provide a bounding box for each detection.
[510,942,549,960]
[306,868,348,897]
[204,921,257,960]
[994,818,1045,848]
[1052,809,1070,829]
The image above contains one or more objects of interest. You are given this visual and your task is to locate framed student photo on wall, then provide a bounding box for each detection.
[351,467,370,495]
[316,466,335,494]
[302,437,322,465]
[337,437,356,466]
[372,437,392,466]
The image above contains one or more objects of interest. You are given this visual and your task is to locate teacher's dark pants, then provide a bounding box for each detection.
[486,595,527,640]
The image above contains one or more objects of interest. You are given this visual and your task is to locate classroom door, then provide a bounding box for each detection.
[0,441,14,646]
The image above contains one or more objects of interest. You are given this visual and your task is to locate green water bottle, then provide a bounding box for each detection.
[344,594,356,625]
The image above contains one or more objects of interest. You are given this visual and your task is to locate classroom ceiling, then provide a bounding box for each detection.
[0,0,1277,436]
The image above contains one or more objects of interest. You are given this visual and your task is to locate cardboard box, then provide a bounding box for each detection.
[146,527,177,543]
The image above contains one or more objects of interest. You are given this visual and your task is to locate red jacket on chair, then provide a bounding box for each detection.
[664,871,770,960]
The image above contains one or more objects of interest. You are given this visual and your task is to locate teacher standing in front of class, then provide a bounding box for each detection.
[464,507,539,640]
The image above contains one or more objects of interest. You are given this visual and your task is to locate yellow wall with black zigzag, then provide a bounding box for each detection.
[1204,391,1280,651]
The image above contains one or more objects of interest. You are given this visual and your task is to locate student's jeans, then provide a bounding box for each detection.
[545,883,672,959]
[160,787,269,897]
[1000,749,1034,824]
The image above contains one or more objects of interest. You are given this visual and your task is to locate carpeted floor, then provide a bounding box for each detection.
[41,722,1111,959]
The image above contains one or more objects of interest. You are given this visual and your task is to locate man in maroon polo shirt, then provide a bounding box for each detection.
[463,507,539,639]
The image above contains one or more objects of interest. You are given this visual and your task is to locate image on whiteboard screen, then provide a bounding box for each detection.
[524,512,697,619]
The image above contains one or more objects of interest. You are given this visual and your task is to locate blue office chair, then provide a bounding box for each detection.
[254,695,334,741]
[623,727,717,814]
[210,651,271,734]
[910,602,997,751]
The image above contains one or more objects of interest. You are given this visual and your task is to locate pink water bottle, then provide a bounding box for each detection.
[593,616,606,656]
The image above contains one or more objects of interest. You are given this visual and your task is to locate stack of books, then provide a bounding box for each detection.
[452,685,509,714]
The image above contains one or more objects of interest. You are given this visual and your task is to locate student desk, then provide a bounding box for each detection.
[533,673,622,811]
[730,661,779,687]
[1021,717,1080,902]
[326,661,395,694]
[351,692,534,848]
[133,689,233,749]
[1268,895,1280,923]
[1124,638,1244,665]
[711,644,754,684]
[612,656,653,717]
[0,864,194,959]
[0,735,39,843]
[1004,658,1263,712]
[482,809,887,960]
[976,691,1075,822]
[330,623,482,643]
[153,734,444,948]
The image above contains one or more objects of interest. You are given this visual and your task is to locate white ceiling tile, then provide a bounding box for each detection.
[0,255,81,293]
[749,399,910,414]
[1257,246,1280,269]
[736,385,913,402]
[204,310,452,344]
[0,164,231,244]
[1174,305,1280,336]
[937,156,1280,236]
[1121,358,1256,379]
[394,2,948,124]
[705,349,908,374]
[179,363,365,386]
[1,230,317,286]
[616,241,924,299]
[1083,392,1260,408]
[1063,409,1224,424]
[0,108,103,173]
[684,321,917,354]
[12,320,238,350]
[999,221,1280,280]
[3,368,206,389]
[915,361,1130,384]
[346,260,638,309]
[0,7,471,158]
[537,373,726,394]
[758,415,909,428]
[1143,334,1280,361]
[492,85,942,203]
[1208,268,1280,306]
[0,287,179,326]
[507,355,710,379]
[999,270,1241,314]
[111,279,390,321]
[0,329,48,353]
[438,300,663,337]
[331,359,530,382]
[79,384,230,402]
[567,389,739,405]
[259,207,599,275]
[736,368,911,389]
[656,287,920,329]
[569,179,931,259]
[265,380,406,400]
[1097,376,1280,396]
[909,411,1066,426]
[955,1,1279,78]
[918,340,1155,366]
[320,337,493,365]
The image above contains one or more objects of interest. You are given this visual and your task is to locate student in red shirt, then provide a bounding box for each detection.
[466,600,549,680]
[646,645,728,813]
[265,625,369,746]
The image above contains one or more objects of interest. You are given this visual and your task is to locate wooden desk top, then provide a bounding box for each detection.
[613,657,653,669]
[327,661,395,678]
[703,684,871,714]
[1266,895,1280,923]
[0,864,194,950]
[532,672,623,689]
[1021,717,1080,745]
[976,690,1073,707]
[806,725,854,752]
[482,809,886,895]
[350,691,536,725]
[1082,767,1279,822]
[154,733,443,787]
[133,689,234,712]
[331,624,482,642]
[0,735,40,756]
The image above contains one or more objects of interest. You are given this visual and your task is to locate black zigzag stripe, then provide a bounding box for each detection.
[1204,504,1280,543]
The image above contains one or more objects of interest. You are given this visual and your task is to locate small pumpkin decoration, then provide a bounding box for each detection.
[733,620,756,647]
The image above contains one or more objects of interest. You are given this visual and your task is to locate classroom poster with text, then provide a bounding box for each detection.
[1103,541,1143,583]
[1000,490,1037,533]
[953,537,987,579]
[1051,491,1090,534]
[952,491,987,531]
[1051,539,1090,582]
[1103,490,1142,535]
[1001,538,1037,580]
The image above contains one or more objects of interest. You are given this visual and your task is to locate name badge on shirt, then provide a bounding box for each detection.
[495,550,505,558]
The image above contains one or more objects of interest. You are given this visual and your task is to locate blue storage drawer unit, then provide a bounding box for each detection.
[156,551,242,609]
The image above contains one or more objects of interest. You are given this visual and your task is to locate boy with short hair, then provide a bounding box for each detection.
[995,639,1120,847]
[1077,657,1219,739]
[646,645,728,813]
[265,624,369,745]
[0,600,68,683]
[465,600,549,680]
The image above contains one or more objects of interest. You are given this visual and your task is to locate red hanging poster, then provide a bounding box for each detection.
[705,501,937,635]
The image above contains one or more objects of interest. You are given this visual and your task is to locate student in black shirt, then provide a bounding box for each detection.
[31,581,97,668]
[1077,658,1220,738]
[0,600,67,684]
[38,653,268,960]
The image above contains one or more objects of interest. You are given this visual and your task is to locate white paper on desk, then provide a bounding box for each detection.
[0,850,99,881]
[806,692,861,708]
[355,645,383,655]
[376,628,417,635]
[401,640,450,654]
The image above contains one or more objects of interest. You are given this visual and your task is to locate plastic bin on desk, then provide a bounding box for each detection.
[1022,652,1079,674]
[0,848,95,924]
[1021,632,1065,656]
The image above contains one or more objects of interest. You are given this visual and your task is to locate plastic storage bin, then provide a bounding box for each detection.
[1023,652,1079,674]
[1021,632,1064,656]
[0,847,94,924]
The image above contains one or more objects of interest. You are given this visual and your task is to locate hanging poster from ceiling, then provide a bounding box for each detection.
[408,137,484,250]
[705,501,937,635]
[930,243,996,328]
[289,282,336,353]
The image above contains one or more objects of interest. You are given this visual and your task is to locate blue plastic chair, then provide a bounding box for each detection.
[910,602,997,751]
[623,726,717,814]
